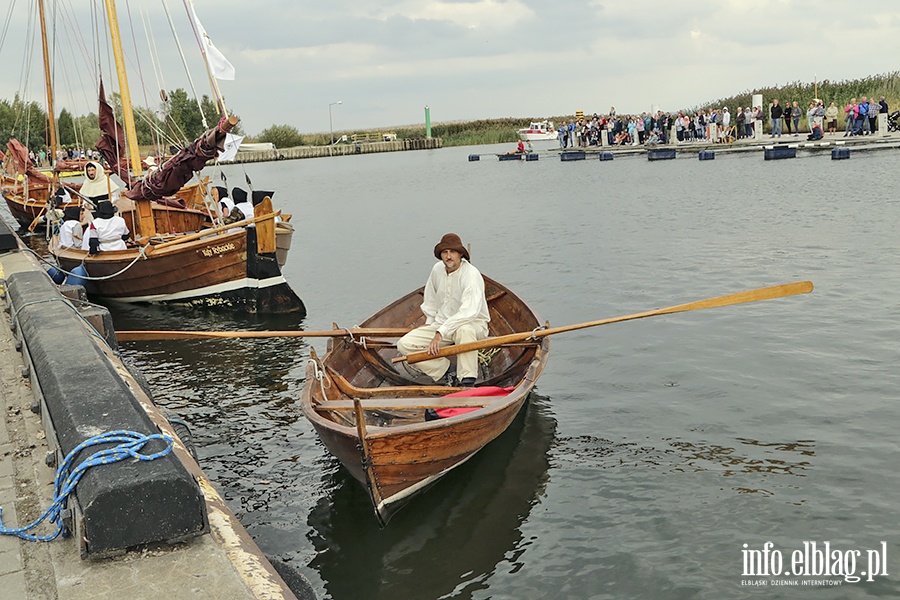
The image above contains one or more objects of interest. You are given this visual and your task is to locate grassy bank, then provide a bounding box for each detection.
[301,118,527,147]
[693,71,900,132]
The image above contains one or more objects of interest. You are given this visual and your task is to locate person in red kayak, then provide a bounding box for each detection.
[396,233,490,387]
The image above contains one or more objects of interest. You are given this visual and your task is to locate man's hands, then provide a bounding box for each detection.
[427,332,443,356]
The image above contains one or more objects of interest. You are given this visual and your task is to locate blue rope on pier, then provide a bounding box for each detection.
[0,430,173,542]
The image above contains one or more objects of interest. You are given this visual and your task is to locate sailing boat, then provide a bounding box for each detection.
[1,139,57,228]
[45,0,304,314]
[1,1,206,234]
[1,0,67,230]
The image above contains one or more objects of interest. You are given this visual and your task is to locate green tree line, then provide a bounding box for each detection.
[0,89,237,153]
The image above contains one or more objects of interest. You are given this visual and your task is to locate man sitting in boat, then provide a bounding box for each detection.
[223,188,276,228]
[212,186,234,220]
[57,205,84,249]
[224,187,254,226]
[80,161,121,203]
[81,200,129,253]
[396,233,490,387]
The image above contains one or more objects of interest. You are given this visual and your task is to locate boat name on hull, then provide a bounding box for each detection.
[200,242,236,257]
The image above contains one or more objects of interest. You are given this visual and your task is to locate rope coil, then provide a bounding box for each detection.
[478,347,501,366]
[0,430,173,542]
[527,324,548,341]
[309,358,332,400]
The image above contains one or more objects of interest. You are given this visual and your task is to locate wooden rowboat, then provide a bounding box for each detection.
[301,276,550,525]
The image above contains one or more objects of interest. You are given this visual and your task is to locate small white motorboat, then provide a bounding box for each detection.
[517,120,557,141]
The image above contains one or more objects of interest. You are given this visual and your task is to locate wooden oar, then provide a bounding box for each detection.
[116,327,412,341]
[27,205,47,232]
[394,280,814,365]
[143,210,280,255]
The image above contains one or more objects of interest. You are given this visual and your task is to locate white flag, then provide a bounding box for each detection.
[190,3,235,80]
[218,134,244,162]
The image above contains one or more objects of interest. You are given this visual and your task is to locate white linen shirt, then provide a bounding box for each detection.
[58,221,83,248]
[82,216,129,251]
[421,259,490,339]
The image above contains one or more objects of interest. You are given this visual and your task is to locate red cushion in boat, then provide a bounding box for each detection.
[433,386,515,418]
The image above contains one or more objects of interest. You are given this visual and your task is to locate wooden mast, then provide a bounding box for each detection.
[103,0,155,238]
[36,0,58,168]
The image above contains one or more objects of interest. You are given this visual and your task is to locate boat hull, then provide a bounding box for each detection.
[54,228,304,314]
[306,385,533,524]
[518,121,557,141]
[301,276,549,524]
[2,185,52,228]
[518,130,557,141]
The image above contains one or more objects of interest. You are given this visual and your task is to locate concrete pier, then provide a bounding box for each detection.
[0,237,312,599]
[231,137,442,164]
[535,129,900,161]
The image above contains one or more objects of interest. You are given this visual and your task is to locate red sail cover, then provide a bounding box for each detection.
[125,123,227,201]
[96,80,133,186]
[435,386,515,418]
[5,139,51,184]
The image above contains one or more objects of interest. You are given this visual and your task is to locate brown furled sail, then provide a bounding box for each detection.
[96,79,134,186]
[125,117,238,201]
[5,139,52,184]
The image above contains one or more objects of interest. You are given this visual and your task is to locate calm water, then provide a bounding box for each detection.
[37,142,900,598]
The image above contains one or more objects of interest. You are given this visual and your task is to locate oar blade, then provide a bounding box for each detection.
[658,280,813,316]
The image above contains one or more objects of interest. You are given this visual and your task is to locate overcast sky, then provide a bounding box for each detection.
[2,0,900,137]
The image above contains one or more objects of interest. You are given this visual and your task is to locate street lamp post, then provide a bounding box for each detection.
[329,100,343,150]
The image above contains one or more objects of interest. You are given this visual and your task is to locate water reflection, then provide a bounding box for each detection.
[113,304,311,519]
[305,394,558,600]
[554,435,814,479]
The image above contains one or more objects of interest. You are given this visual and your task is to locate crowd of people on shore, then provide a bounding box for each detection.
[555,96,893,148]
[20,146,100,168]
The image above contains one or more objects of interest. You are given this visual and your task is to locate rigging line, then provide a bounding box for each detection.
[164,109,189,147]
[12,2,38,145]
[56,26,93,155]
[141,8,165,98]
[162,0,208,130]
[90,0,100,81]
[0,0,19,55]
[123,0,158,148]
[133,107,178,149]
[57,0,97,76]
[140,8,165,154]
[15,1,35,104]
[57,48,84,151]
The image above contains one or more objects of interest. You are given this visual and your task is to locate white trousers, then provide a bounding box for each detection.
[396,323,487,381]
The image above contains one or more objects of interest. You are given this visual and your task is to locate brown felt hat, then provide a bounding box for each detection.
[433,233,469,261]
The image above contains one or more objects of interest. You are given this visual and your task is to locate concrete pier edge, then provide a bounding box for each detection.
[0,234,309,599]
